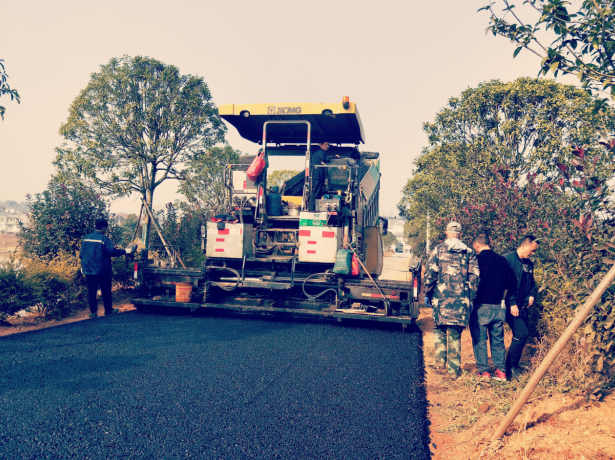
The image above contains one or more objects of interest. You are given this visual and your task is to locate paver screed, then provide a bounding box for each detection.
[0,311,430,459]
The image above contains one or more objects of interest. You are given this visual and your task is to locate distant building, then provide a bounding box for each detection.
[109,214,129,226]
[387,217,411,253]
[0,208,28,234]
[388,217,405,239]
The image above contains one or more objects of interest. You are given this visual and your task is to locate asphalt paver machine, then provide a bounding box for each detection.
[133,98,420,327]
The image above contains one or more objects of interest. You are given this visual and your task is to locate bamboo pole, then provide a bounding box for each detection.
[130,203,144,244]
[491,264,615,440]
[141,200,186,269]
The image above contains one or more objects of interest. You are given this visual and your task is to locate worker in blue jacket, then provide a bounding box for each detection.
[80,218,131,318]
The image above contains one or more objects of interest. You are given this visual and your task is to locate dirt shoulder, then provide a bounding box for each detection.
[0,289,136,337]
[418,307,615,460]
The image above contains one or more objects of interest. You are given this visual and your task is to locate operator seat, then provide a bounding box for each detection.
[325,158,354,192]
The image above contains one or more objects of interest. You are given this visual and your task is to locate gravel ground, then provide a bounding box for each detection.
[0,311,430,460]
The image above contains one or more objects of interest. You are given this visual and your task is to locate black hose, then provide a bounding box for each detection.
[209,266,241,292]
[302,272,338,303]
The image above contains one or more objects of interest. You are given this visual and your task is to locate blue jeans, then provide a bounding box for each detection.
[470,303,506,373]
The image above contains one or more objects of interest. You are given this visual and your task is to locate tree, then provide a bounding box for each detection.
[430,170,563,255]
[382,231,398,250]
[53,56,226,248]
[148,202,208,268]
[177,145,242,217]
[0,59,20,120]
[398,77,615,225]
[480,1,615,96]
[18,179,113,260]
[117,213,140,245]
[268,169,300,189]
[542,144,615,381]
[403,220,427,255]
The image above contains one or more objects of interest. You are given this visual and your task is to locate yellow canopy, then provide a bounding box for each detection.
[219,100,365,145]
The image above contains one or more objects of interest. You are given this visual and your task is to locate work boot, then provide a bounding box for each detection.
[88,312,98,319]
[105,308,120,316]
[432,360,447,375]
[509,367,522,380]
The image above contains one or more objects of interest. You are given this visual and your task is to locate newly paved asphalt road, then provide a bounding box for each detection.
[0,310,430,460]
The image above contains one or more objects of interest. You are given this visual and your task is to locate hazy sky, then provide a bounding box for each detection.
[2,0,551,216]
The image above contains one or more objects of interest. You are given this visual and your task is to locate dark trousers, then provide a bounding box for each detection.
[309,179,325,211]
[85,275,113,314]
[506,306,530,371]
[470,303,506,373]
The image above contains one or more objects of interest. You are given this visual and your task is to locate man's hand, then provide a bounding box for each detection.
[125,244,136,255]
[528,296,535,307]
[510,305,519,317]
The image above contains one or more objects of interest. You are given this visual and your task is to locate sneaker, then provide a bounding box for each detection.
[492,369,507,382]
[88,312,98,319]
[477,371,491,379]
[105,308,120,316]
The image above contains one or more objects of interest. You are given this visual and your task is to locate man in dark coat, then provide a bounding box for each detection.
[504,235,540,378]
[80,218,129,318]
[424,222,480,377]
[470,233,516,381]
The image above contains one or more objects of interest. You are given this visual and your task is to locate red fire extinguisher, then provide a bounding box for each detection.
[247,151,266,181]
[351,253,360,276]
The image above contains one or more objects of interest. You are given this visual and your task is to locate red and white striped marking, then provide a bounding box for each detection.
[206,222,248,259]
[217,228,243,235]
[298,224,340,263]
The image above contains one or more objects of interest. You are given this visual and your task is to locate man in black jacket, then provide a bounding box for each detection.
[504,235,540,378]
[80,218,130,318]
[470,233,516,381]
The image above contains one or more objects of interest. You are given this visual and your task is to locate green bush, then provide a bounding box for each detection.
[19,179,114,260]
[112,256,135,289]
[0,254,86,320]
[0,258,37,320]
[18,178,134,290]
[149,202,207,268]
[22,254,86,319]
[435,144,615,386]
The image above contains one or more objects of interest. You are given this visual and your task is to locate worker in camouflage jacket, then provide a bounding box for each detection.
[424,222,480,377]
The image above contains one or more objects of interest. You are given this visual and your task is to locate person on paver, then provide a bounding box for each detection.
[504,235,540,379]
[470,233,516,382]
[424,222,480,378]
[80,218,130,318]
